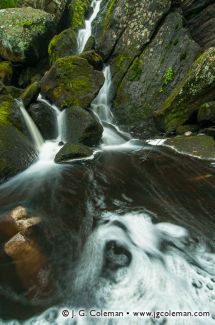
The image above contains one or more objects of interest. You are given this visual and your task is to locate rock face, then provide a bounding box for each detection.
[55,143,93,163]
[48,28,78,64]
[28,102,57,140]
[0,7,56,63]
[113,11,199,131]
[198,102,215,124]
[154,48,215,132]
[63,106,103,146]
[40,56,104,110]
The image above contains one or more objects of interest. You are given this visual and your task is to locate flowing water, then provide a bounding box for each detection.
[0,1,215,325]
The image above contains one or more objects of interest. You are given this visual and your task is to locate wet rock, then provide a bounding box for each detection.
[17,58,49,88]
[16,0,68,23]
[28,102,57,140]
[0,7,56,63]
[68,0,91,31]
[198,102,215,124]
[63,106,103,146]
[201,126,215,138]
[79,50,103,71]
[165,135,215,159]
[113,11,199,132]
[0,61,13,85]
[40,56,104,110]
[55,143,93,163]
[48,28,78,64]
[104,241,132,272]
[154,48,215,132]
[20,82,40,107]
[84,35,95,52]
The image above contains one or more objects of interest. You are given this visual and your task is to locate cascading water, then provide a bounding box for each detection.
[18,100,44,150]
[77,0,102,53]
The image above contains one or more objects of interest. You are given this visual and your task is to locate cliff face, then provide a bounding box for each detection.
[93,0,215,136]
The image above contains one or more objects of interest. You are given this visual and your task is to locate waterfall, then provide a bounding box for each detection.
[18,100,44,150]
[77,0,102,53]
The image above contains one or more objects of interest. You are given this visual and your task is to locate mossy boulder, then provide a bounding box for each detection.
[55,143,93,163]
[16,0,67,23]
[62,106,103,146]
[0,61,13,85]
[165,135,215,160]
[197,102,215,124]
[20,81,40,107]
[0,7,56,63]
[40,56,104,110]
[84,35,95,52]
[176,124,199,135]
[154,48,215,132]
[69,0,91,31]
[79,50,103,71]
[48,28,78,65]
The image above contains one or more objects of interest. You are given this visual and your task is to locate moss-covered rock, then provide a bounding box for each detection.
[63,106,103,146]
[0,7,56,63]
[69,0,91,31]
[197,101,215,124]
[0,0,17,9]
[20,81,40,107]
[0,61,13,85]
[16,0,67,23]
[176,124,199,135]
[79,50,103,70]
[84,35,95,52]
[40,56,104,110]
[55,143,93,163]
[48,28,77,65]
[165,135,215,160]
[154,48,215,132]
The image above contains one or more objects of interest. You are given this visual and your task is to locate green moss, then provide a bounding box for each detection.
[0,95,13,125]
[163,67,174,85]
[0,0,17,9]
[103,0,116,31]
[129,57,144,81]
[0,61,12,84]
[69,0,90,30]
[17,20,33,27]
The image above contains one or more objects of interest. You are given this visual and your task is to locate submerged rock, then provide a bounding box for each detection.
[0,7,56,63]
[28,102,57,140]
[40,56,104,110]
[55,143,93,163]
[165,135,215,159]
[154,48,215,132]
[48,28,78,64]
[0,61,13,85]
[63,106,103,146]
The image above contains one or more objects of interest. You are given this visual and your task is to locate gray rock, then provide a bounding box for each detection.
[63,106,103,146]
[55,143,93,163]
[198,102,215,124]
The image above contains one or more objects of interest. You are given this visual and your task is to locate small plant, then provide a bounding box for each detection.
[17,20,33,27]
[163,67,174,86]
[0,0,17,9]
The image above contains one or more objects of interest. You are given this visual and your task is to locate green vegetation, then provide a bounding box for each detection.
[69,0,90,30]
[0,0,17,9]
[163,67,174,85]
[0,96,13,125]
[129,58,144,81]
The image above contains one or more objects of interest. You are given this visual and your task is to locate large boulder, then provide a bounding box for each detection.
[55,143,93,163]
[197,102,215,125]
[154,48,215,132]
[0,7,56,63]
[79,50,103,71]
[16,0,68,23]
[48,28,78,64]
[113,11,200,132]
[20,81,40,107]
[40,56,104,110]
[28,102,57,140]
[68,0,91,31]
[62,106,103,146]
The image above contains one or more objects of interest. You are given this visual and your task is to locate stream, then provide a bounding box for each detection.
[0,1,215,324]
